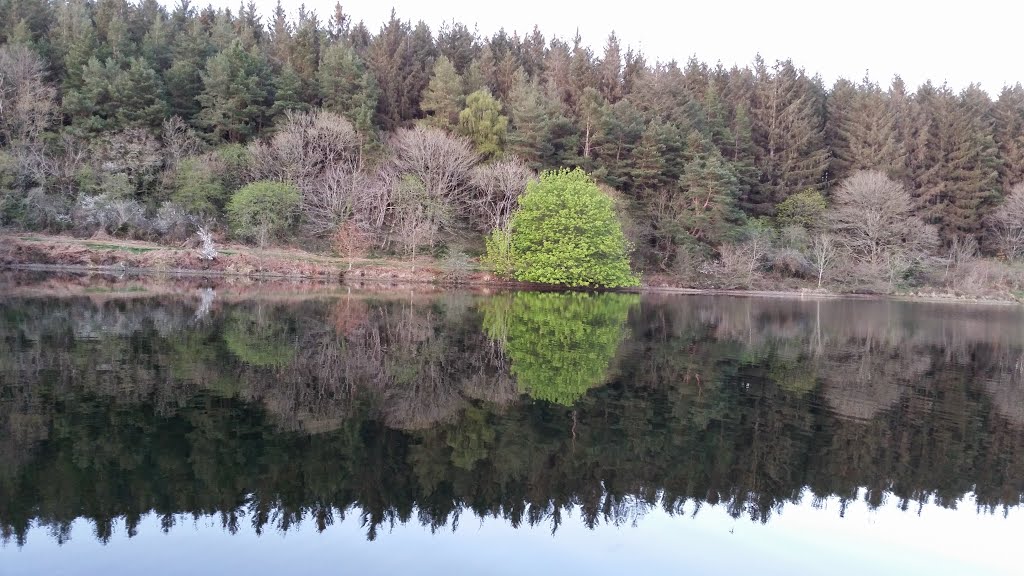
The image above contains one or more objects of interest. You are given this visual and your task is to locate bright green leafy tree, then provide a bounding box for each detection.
[482,291,637,405]
[458,89,507,158]
[226,180,300,247]
[498,168,639,287]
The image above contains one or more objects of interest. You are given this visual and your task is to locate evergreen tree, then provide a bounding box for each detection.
[318,42,379,134]
[991,84,1024,190]
[598,32,622,103]
[164,20,209,121]
[113,57,167,129]
[911,83,1002,241]
[289,7,321,105]
[271,61,309,120]
[591,98,645,189]
[198,39,273,142]
[746,58,828,215]
[506,73,553,171]
[420,56,464,129]
[54,0,98,90]
[675,131,743,243]
[436,21,477,75]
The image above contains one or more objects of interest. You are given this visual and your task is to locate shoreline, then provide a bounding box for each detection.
[2,232,1020,306]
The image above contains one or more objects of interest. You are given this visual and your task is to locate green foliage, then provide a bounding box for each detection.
[675,131,745,244]
[198,40,272,143]
[482,291,638,405]
[226,180,300,247]
[458,89,507,158]
[223,311,296,368]
[171,159,227,218]
[775,189,827,230]
[318,42,378,134]
[213,144,252,193]
[502,168,639,287]
[421,55,464,129]
[483,227,515,276]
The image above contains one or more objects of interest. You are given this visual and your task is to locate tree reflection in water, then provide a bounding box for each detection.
[2,288,1024,546]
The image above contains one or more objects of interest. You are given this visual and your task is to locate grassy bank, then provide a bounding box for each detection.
[2,232,1021,305]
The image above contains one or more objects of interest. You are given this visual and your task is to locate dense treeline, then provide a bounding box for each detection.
[2,290,1024,544]
[3,1,1024,291]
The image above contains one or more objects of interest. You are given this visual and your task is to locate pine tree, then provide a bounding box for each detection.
[436,21,476,75]
[54,0,98,91]
[290,7,321,105]
[591,98,645,190]
[165,19,209,121]
[991,84,1024,190]
[318,42,379,134]
[271,61,309,120]
[198,39,273,142]
[676,131,743,243]
[141,13,173,73]
[746,58,828,215]
[825,77,857,182]
[630,120,667,192]
[829,76,903,183]
[113,57,167,129]
[598,32,622,103]
[63,56,116,133]
[507,73,553,171]
[911,83,1002,241]
[420,56,464,129]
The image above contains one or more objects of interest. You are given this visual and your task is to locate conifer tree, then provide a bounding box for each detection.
[911,83,1002,241]
[991,84,1024,190]
[271,61,309,120]
[198,39,272,142]
[598,32,622,103]
[420,56,464,129]
[507,73,553,171]
[675,131,743,243]
[113,57,167,129]
[746,58,828,215]
[318,42,378,134]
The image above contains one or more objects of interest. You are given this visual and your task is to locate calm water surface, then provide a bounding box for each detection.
[1,277,1023,575]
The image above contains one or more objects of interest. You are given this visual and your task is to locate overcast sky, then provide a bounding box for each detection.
[195,0,1022,94]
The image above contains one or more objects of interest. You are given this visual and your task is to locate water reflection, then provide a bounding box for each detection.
[2,283,1024,547]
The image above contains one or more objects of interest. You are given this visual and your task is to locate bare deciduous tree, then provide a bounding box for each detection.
[809,233,840,288]
[986,183,1024,261]
[249,109,362,188]
[829,170,938,272]
[302,165,375,236]
[468,156,534,232]
[389,125,477,211]
[160,116,203,170]
[0,45,56,146]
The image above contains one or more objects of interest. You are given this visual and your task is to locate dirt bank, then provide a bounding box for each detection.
[2,232,1020,305]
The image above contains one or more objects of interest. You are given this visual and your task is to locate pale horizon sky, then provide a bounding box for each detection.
[187,0,1023,95]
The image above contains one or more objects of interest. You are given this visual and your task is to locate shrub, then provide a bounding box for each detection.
[498,168,639,288]
[171,158,227,218]
[74,193,147,236]
[226,180,300,247]
[776,189,826,230]
[483,227,515,276]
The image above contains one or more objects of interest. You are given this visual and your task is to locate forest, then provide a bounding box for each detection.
[3,1,1024,292]
[2,289,1024,544]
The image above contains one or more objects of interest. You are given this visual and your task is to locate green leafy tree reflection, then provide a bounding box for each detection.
[483,292,637,405]
[223,308,296,368]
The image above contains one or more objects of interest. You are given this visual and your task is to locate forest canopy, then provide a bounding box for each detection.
[1,1,1023,292]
